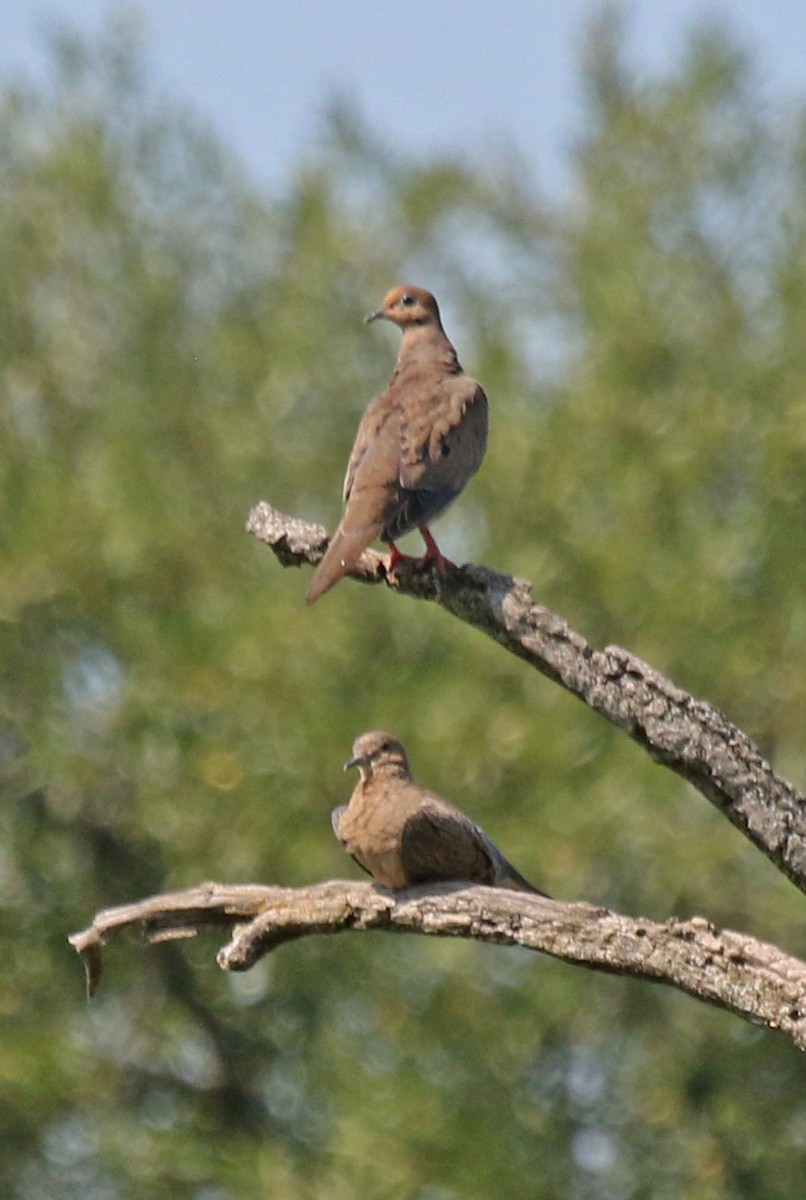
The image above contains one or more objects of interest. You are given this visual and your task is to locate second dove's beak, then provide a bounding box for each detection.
[364,307,384,324]
[344,754,361,771]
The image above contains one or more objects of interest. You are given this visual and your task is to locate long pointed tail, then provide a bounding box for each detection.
[305,520,382,604]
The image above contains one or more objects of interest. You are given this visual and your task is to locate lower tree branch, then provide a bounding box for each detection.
[69,880,806,1050]
[247,502,806,893]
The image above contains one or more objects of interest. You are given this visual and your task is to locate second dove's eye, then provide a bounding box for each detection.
[400,294,414,307]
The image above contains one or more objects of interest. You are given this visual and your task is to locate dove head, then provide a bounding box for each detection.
[344,730,411,781]
[365,286,442,330]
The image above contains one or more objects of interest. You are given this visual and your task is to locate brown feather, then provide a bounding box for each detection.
[306,286,488,603]
[334,731,548,896]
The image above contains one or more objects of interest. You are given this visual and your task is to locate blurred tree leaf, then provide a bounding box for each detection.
[1,10,805,1200]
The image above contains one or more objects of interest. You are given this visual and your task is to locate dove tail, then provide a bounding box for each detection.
[306,521,381,604]
[496,859,551,898]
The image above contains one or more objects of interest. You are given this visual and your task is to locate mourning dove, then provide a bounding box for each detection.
[332,730,547,895]
[305,286,488,604]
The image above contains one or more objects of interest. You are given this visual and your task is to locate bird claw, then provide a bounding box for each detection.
[413,549,453,575]
[383,543,414,581]
[383,532,454,583]
[385,542,406,576]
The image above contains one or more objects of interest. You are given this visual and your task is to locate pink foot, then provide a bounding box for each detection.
[383,540,407,578]
[383,530,455,582]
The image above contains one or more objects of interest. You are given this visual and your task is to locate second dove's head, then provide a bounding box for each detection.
[344,730,410,779]
[365,286,442,330]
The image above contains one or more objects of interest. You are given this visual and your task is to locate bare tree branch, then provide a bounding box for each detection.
[247,502,806,893]
[70,506,805,1046]
[68,880,806,1049]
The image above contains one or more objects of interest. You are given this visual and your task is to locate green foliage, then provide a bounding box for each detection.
[1,12,804,1199]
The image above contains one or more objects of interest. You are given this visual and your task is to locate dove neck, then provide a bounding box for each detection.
[394,324,462,377]
[360,759,411,786]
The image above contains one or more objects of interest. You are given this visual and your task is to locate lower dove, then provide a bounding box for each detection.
[332,730,548,895]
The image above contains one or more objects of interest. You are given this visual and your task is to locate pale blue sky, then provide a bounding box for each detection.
[0,2,804,197]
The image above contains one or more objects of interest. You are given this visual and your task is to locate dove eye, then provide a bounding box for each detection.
[400,294,415,307]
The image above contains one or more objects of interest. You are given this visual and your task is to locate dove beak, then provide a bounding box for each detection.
[344,754,361,771]
[364,307,385,324]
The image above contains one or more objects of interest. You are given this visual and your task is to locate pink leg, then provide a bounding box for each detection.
[418,526,452,572]
[384,540,405,576]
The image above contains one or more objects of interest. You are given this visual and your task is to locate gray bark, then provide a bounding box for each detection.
[69,880,806,1050]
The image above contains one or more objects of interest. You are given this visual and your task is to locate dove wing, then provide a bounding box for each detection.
[399,796,497,887]
[398,377,488,495]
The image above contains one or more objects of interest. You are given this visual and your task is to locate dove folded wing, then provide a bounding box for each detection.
[398,378,488,495]
[399,802,497,887]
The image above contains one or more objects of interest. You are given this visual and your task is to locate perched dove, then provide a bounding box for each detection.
[332,730,547,895]
[305,286,488,604]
